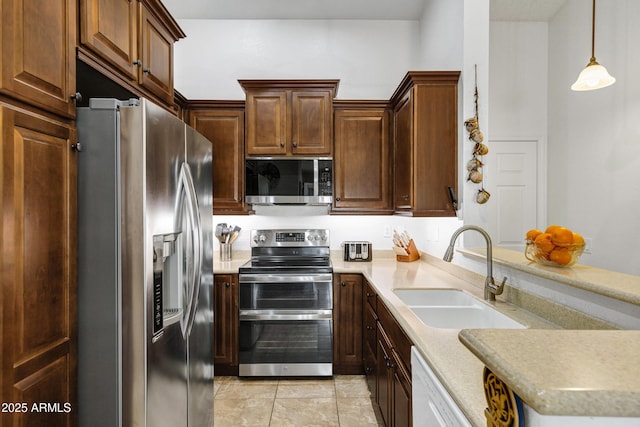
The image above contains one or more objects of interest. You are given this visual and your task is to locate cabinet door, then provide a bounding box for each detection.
[376,324,393,427]
[190,108,247,213]
[213,274,239,374]
[333,274,363,374]
[392,351,412,427]
[291,91,332,155]
[245,90,288,156]
[334,108,391,212]
[1,106,77,426]
[413,83,458,215]
[139,2,175,105]
[393,92,413,211]
[80,0,138,80]
[1,0,77,117]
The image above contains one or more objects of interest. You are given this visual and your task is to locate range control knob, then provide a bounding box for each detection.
[253,234,266,244]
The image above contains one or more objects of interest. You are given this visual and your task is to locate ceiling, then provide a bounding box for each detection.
[161,0,567,21]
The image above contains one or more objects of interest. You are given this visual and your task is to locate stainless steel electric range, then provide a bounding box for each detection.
[238,229,333,377]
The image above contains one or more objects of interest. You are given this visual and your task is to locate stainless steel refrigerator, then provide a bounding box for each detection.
[76,98,214,427]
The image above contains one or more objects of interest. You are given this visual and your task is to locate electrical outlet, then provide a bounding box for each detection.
[384,226,392,238]
[584,237,593,254]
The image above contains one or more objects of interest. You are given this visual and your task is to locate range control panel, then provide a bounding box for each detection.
[251,229,329,247]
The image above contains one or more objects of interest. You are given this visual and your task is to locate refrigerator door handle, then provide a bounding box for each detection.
[177,163,203,338]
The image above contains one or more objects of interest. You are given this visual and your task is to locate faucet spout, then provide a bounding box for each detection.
[442,225,507,302]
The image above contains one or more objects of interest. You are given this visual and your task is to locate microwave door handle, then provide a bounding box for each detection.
[313,158,319,198]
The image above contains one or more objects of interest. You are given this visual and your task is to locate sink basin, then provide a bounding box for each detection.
[394,289,479,307]
[393,289,525,330]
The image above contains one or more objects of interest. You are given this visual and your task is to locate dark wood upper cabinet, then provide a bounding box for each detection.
[1,0,77,118]
[333,101,392,214]
[78,0,185,108]
[188,101,248,214]
[240,80,338,156]
[390,71,460,217]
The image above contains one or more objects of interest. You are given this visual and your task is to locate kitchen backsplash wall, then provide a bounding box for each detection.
[213,213,463,259]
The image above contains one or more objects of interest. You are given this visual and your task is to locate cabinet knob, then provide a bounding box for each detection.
[402,195,410,201]
[341,281,346,287]
[292,141,298,147]
[71,142,83,152]
[225,282,230,288]
[280,141,285,148]
[143,68,151,74]
[335,197,341,202]
[70,92,82,103]
[133,59,142,67]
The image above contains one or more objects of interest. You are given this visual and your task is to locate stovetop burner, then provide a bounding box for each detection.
[240,229,332,274]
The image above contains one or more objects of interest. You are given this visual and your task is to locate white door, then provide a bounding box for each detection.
[485,138,546,251]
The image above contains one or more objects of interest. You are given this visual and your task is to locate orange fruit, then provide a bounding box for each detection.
[526,229,542,242]
[549,247,572,265]
[572,232,585,246]
[545,224,562,234]
[551,227,574,246]
[534,232,555,254]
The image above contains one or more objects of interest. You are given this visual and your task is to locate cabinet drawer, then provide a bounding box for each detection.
[364,279,377,313]
[364,303,378,355]
[378,300,412,373]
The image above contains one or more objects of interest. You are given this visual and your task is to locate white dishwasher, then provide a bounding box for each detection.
[411,347,472,427]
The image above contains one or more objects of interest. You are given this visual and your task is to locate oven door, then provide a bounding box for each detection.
[238,312,333,376]
[238,273,333,310]
[238,272,333,376]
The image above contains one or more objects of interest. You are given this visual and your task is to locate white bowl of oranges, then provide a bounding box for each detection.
[525,225,585,267]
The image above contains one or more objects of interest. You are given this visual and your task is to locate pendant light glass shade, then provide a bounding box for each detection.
[571,0,615,91]
[571,59,616,91]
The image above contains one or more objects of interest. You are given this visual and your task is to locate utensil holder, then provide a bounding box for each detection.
[396,239,420,262]
[220,243,232,261]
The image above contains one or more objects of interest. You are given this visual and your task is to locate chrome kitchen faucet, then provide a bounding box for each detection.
[443,225,506,302]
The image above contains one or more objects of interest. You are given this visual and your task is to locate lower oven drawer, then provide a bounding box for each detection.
[238,311,333,377]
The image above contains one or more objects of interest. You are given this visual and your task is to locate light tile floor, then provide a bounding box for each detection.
[213,375,383,427]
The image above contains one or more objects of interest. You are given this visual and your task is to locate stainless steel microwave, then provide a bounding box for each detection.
[245,157,333,205]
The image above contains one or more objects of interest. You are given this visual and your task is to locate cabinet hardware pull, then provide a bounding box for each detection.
[225,282,230,288]
[448,186,458,211]
[70,92,82,102]
[335,197,341,202]
[133,59,142,66]
[402,195,409,201]
[143,68,151,74]
[341,282,346,287]
[280,141,285,147]
[292,141,298,147]
[71,142,83,152]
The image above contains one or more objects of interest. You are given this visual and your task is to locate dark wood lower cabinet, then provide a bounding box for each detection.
[333,274,364,374]
[213,274,239,376]
[1,105,77,427]
[363,276,413,427]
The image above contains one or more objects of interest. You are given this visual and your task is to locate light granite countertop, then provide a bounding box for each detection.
[213,249,640,424]
[461,247,640,305]
[459,329,640,417]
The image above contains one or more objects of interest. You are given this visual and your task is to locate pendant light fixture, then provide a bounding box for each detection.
[571,0,615,91]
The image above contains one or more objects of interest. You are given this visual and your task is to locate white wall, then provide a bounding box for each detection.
[173,19,421,100]
[547,0,640,275]
[487,0,640,276]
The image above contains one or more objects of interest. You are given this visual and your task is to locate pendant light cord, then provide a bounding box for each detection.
[590,0,597,63]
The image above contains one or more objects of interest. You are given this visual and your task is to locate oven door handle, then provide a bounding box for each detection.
[239,310,333,321]
[238,274,333,284]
